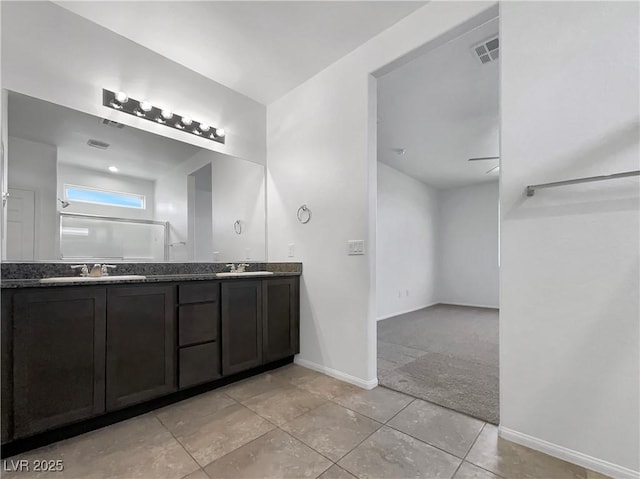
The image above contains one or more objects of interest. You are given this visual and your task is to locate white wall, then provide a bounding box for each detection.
[0,1,265,165]
[376,163,438,319]
[500,2,639,477]
[267,2,497,386]
[57,162,155,220]
[7,136,57,260]
[438,181,499,309]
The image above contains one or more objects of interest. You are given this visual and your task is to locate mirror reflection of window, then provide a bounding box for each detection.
[64,185,146,209]
[3,90,266,263]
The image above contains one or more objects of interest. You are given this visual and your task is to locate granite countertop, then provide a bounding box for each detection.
[1,272,301,289]
[0,262,302,289]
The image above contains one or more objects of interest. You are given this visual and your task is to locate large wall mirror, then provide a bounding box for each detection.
[2,90,266,262]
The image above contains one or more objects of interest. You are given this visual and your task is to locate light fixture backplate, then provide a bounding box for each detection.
[102,89,225,145]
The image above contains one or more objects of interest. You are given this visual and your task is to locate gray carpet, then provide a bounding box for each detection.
[377,304,499,424]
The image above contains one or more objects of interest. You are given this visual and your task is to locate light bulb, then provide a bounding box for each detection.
[114,91,128,103]
[181,116,193,126]
[108,166,119,173]
[215,128,225,137]
[161,109,173,120]
[139,100,153,112]
[199,123,210,132]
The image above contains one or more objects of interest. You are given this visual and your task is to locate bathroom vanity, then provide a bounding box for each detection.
[0,264,300,455]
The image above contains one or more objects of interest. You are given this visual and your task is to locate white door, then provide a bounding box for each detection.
[7,188,35,260]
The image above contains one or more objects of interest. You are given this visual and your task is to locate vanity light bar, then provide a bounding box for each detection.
[102,89,225,144]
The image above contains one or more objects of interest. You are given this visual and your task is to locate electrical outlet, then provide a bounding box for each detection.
[347,240,365,255]
[213,251,220,261]
[245,248,251,260]
[288,243,295,258]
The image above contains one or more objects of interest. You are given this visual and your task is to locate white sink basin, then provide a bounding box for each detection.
[216,271,275,278]
[40,275,146,284]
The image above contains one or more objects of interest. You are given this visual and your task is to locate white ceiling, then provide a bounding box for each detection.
[55,1,426,105]
[8,91,202,181]
[377,18,499,189]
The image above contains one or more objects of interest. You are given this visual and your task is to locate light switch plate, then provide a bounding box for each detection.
[288,243,295,258]
[347,240,365,255]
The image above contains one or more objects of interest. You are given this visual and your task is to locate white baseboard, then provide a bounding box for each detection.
[499,427,639,479]
[294,357,378,390]
[376,302,438,321]
[438,301,499,310]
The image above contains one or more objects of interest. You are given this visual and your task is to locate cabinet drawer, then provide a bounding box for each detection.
[179,303,218,346]
[179,343,220,389]
[178,282,219,304]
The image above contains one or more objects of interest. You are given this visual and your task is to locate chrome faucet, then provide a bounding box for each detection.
[70,264,116,277]
[70,264,89,277]
[236,263,250,273]
[226,263,237,273]
[101,264,117,276]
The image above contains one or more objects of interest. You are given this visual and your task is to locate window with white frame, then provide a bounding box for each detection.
[64,184,146,209]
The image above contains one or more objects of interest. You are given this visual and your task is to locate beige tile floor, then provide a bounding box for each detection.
[4,364,612,479]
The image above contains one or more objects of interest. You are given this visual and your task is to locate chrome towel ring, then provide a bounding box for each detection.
[234,220,242,235]
[297,204,311,224]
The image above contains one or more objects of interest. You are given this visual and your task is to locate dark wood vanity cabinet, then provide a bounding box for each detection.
[221,281,263,375]
[220,277,300,375]
[177,283,221,389]
[263,278,300,362]
[106,285,176,410]
[1,274,299,446]
[8,288,107,439]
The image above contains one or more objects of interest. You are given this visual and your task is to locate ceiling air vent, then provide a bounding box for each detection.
[472,36,499,64]
[87,139,110,150]
[101,118,125,128]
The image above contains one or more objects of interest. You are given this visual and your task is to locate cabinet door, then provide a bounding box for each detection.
[179,343,221,388]
[221,281,262,375]
[12,287,106,438]
[106,285,176,410]
[2,291,13,443]
[263,278,300,362]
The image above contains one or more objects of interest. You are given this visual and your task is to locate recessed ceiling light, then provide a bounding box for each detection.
[108,166,119,173]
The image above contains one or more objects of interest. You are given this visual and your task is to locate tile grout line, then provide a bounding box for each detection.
[459,423,510,479]
[449,422,487,479]
[383,397,417,425]
[246,380,389,471]
[463,422,486,460]
[157,396,274,474]
[196,408,278,473]
[276,425,339,465]
[151,414,205,477]
[323,382,416,422]
[382,421,472,463]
